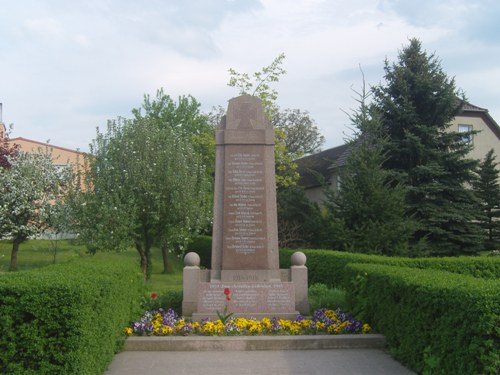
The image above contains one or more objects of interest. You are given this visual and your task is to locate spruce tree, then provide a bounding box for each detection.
[373,38,482,255]
[473,149,500,250]
[326,83,417,256]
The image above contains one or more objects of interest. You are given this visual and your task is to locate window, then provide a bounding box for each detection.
[336,175,342,192]
[458,124,473,144]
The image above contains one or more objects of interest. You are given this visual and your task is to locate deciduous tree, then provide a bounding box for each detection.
[0,124,19,169]
[0,150,68,270]
[272,108,325,157]
[72,112,211,280]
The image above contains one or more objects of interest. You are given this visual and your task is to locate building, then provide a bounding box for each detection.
[297,102,500,205]
[1,121,84,173]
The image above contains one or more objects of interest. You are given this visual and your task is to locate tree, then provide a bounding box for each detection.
[228,53,300,187]
[45,199,73,264]
[0,124,19,169]
[272,108,325,157]
[131,89,215,269]
[228,52,286,119]
[276,185,326,248]
[473,149,500,250]
[228,54,327,245]
[132,88,216,178]
[325,83,417,256]
[0,150,67,270]
[72,113,211,281]
[373,38,483,255]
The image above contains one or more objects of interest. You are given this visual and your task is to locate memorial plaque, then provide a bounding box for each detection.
[197,282,295,314]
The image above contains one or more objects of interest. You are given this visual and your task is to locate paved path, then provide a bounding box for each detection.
[105,349,416,375]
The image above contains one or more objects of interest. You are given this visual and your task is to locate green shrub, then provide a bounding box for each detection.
[344,263,500,375]
[187,235,212,268]
[0,254,143,374]
[308,283,348,312]
[279,249,500,288]
[142,290,183,312]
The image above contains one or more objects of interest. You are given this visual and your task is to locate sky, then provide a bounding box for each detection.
[1,0,499,152]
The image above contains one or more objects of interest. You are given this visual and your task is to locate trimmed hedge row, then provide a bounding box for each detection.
[279,249,500,287]
[0,254,143,374]
[343,263,500,375]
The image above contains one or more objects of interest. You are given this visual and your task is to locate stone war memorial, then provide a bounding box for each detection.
[183,95,309,321]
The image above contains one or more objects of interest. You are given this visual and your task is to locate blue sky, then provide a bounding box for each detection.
[1,0,499,151]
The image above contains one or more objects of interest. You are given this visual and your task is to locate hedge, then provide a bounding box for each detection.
[344,263,500,375]
[279,249,500,287]
[187,235,212,268]
[0,254,143,374]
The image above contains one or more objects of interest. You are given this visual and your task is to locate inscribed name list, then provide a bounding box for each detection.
[223,146,267,265]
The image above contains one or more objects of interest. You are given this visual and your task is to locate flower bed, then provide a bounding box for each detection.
[125,308,371,336]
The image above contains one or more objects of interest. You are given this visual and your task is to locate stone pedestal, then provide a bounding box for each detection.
[182,95,309,321]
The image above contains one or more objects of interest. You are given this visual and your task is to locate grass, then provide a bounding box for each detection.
[146,247,183,294]
[0,239,87,272]
[308,283,348,312]
[0,240,184,294]
[1,240,351,315]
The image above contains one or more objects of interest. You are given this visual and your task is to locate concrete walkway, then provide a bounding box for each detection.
[105,349,417,375]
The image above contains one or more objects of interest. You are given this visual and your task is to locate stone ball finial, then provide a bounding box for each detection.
[291,251,307,266]
[184,252,200,267]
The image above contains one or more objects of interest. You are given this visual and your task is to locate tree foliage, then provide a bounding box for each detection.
[277,185,326,248]
[228,52,286,119]
[326,83,417,256]
[272,108,325,157]
[0,150,69,270]
[227,54,327,246]
[132,88,216,178]
[473,149,500,250]
[0,124,19,170]
[71,110,211,280]
[373,38,483,255]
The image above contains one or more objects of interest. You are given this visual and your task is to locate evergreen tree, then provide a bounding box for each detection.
[473,149,500,250]
[276,185,326,248]
[373,38,482,255]
[326,83,417,256]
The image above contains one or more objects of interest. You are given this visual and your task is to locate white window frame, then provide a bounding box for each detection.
[458,124,473,145]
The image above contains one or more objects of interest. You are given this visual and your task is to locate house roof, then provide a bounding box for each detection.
[9,137,85,155]
[296,101,500,189]
[296,143,349,188]
[459,102,500,140]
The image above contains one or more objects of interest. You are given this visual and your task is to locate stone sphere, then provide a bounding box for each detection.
[184,252,200,267]
[291,251,307,266]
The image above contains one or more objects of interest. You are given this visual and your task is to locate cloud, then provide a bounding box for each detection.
[1,0,500,151]
[24,17,63,36]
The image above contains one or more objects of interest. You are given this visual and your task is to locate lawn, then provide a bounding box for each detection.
[0,239,183,294]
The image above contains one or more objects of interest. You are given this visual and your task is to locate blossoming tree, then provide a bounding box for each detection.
[0,151,70,270]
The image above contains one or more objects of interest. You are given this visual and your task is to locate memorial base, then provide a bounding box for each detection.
[182,253,309,320]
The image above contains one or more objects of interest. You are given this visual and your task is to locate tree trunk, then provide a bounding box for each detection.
[136,243,148,283]
[161,244,172,274]
[10,240,21,271]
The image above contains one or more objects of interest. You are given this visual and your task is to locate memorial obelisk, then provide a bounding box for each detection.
[182,95,308,320]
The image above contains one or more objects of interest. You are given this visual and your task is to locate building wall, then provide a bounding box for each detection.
[450,115,500,162]
[298,108,500,206]
[9,137,85,172]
